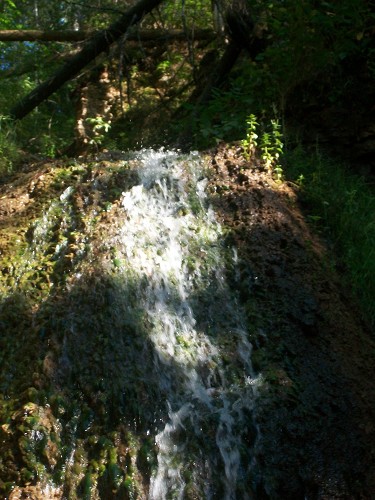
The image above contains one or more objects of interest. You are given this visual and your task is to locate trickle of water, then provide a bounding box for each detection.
[110,150,262,499]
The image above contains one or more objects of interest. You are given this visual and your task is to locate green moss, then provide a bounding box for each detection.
[0,481,15,496]
[107,462,123,489]
[20,467,35,482]
[137,436,157,477]
[79,471,95,499]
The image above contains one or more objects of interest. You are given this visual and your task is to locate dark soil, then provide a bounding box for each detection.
[208,143,375,498]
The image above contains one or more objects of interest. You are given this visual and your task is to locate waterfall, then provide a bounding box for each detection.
[112,150,261,498]
[0,148,262,499]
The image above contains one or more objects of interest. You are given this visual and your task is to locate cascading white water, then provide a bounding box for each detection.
[111,149,262,499]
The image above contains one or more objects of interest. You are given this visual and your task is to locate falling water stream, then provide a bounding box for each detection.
[111,150,261,498]
[0,149,262,499]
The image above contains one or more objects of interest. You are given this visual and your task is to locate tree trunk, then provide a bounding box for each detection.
[72,65,120,153]
[9,0,165,121]
[195,42,241,107]
[0,28,215,43]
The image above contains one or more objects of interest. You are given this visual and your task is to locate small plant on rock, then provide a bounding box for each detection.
[86,116,112,147]
[242,114,259,160]
[260,119,284,181]
[242,114,284,180]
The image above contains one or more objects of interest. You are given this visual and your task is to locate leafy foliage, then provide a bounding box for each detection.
[0,0,372,158]
[240,114,284,180]
[259,119,284,180]
[0,116,20,176]
[245,0,374,104]
[241,114,258,160]
[159,0,213,29]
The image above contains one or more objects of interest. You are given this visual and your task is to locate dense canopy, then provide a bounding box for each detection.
[0,0,373,154]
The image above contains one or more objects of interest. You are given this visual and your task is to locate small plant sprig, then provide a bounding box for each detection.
[271,119,284,180]
[242,114,259,160]
[242,114,284,180]
[86,116,112,146]
[260,131,272,170]
[260,119,284,181]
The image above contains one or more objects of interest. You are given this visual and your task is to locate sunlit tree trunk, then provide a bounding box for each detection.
[73,65,120,152]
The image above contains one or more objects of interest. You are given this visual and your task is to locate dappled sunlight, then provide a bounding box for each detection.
[0,149,262,498]
[2,145,373,498]
[0,0,374,496]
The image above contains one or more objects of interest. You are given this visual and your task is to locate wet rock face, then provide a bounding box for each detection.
[208,144,375,497]
[1,151,260,498]
[0,147,375,498]
[0,156,151,499]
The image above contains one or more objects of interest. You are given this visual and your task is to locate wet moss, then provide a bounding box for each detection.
[0,158,141,493]
[137,436,157,479]
[78,471,95,499]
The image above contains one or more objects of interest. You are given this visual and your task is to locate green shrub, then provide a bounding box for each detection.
[0,116,20,177]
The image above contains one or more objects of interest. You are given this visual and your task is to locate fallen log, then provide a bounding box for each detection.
[0,28,215,43]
